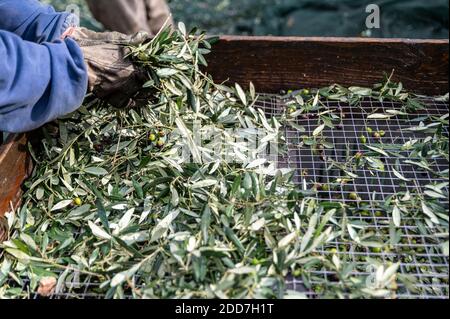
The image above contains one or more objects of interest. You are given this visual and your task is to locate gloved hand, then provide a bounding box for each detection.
[63,27,151,108]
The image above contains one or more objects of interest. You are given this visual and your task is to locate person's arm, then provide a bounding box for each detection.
[0,0,77,43]
[0,30,87,133]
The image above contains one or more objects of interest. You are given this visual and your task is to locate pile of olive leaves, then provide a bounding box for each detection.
[0,25,421,299]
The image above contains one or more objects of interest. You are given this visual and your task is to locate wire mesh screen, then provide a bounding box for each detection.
[256,93,449,299]
[7,94,448,300]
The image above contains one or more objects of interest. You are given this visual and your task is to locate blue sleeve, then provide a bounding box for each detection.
[0,0,75,43]
[0,30,88,133]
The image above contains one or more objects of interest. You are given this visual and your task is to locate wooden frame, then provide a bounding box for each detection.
[206,37,449,95]
[0,134,33,216]
[0,36,448,216]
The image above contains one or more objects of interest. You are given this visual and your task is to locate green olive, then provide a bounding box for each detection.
[293,269,302,277]
[73,197,82,206]
[287,106,297,114]
[156,139,165,148]
[314,286,324,294]
[359,135,367,144]
[349,192,359,201]
[251,258,260,265]
[371,247,382,253]
[149,133,157,142]
[138,52,150,61]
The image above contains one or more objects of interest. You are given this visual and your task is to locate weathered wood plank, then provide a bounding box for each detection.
[0,134,32,217]
[206,36,449,95]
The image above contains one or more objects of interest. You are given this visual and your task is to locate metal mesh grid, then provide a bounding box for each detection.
[256,94,449,299]
[7,94,449,300]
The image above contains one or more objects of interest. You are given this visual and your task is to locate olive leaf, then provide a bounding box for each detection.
[235,83,247,106]
[313,124,326,137]
[84,167,108,176]
[150,210,180,242]
[392,206,401,227]
[88,221,111,241]
[50,200,73,212]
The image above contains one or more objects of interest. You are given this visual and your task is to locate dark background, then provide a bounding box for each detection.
[45,0,449,38]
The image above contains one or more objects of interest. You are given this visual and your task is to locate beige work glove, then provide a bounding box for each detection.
[63,27,151,108]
